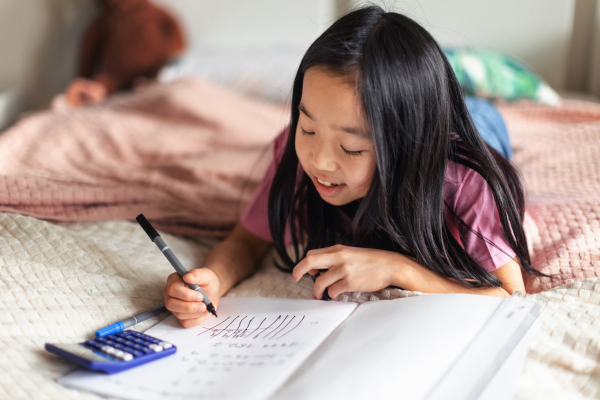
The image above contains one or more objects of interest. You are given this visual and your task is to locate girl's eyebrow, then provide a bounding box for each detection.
[298,103,313,119]
[298,103,367,138]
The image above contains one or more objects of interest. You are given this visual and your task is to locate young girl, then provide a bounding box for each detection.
[163,6,544,328]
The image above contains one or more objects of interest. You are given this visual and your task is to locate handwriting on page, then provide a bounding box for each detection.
[180,315,307,376]
[198,315,305,340]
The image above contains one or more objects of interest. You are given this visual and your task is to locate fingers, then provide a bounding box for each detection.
[164,269,221,328]
[293,245,352,282]
[304,245,343,256]
[312,268,345,300]
[183,268,215,286]
[165,297,207,314]
[165,273,204,301]
[64,78,107,106]
[325,279,352,300]
[164,272,208,324]
[171,311,208,321]
[292,252,340,282]
[178,315,210,329]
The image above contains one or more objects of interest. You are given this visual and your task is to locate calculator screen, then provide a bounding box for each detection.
[51,343,112,362]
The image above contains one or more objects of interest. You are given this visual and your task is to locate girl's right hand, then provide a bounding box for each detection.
[163,268,222,328]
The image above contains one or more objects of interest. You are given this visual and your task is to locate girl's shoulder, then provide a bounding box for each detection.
[443,159,516,272]
[443,160,491,207]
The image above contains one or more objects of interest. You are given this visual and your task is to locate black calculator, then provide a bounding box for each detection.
[45,330,176,374]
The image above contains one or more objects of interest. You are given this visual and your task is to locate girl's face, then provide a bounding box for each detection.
[295,66,376,206]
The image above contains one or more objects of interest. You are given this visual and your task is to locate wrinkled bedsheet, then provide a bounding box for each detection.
[0,78,287,237]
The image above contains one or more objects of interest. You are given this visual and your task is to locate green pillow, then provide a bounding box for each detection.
[444,48,561,105]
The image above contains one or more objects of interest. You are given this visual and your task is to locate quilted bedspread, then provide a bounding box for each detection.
[1,92,600,399]
[0,215,598,399]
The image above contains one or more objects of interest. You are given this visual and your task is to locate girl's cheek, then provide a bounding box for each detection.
[348,158,376,192]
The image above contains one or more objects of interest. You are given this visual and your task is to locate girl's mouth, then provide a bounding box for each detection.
[313,176,345,197]
[317,178,339,187]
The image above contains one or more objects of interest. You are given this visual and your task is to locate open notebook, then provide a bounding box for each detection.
[59,294,540,400]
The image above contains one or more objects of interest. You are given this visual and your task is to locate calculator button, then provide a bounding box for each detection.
[133,338,145,344]
[114,350,125,358]
[148,344,163,352]
[102,346,117,355]
[85,340,99,347]
[114,344,125,350]
[96,337,108,343]
[114,337,126,343]
[133,344,145,350]
[115,331,130,337]
[131,350,143,357]
[159,342,173,349]
[124,341,135,346]
[122,352,134,361]
[106,340,117,346]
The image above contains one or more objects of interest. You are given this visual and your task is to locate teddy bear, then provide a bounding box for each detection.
[64,0,185,106]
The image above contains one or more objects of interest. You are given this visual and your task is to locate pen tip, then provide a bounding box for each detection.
[207,304,217,318]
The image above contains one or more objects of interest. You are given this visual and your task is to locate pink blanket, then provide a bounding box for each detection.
[497,100,600,292]
[0,78,289,237]
[0,80,598,293]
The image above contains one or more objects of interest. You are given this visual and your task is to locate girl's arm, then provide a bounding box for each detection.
[292,245,525,299]
[164,223,270,327]
[390,255,524,298]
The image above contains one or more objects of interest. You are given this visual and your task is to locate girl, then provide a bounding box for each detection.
[163,6,545,328]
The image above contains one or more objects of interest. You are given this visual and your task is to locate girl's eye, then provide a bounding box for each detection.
[301,127,315,135]
[341,146,363,156]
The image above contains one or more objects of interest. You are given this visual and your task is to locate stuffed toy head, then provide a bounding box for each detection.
[65,0,185,106]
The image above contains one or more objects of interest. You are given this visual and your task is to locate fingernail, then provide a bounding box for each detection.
[195,293,203,301]
[292,276,297,282]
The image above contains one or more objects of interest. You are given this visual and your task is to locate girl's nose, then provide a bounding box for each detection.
[310,142,337,172]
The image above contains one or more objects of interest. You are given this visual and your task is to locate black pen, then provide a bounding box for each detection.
[310,271,332,301]
[136,214,218,318]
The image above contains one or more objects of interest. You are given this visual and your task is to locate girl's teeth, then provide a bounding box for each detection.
[317,178,337,187]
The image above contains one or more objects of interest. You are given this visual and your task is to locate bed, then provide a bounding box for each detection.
[1,58,600,400]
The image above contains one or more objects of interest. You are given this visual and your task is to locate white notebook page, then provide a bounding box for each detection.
[59,297,357,400]
[273,294,505,400]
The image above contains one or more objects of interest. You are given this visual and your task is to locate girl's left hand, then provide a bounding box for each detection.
[292,245,409,299]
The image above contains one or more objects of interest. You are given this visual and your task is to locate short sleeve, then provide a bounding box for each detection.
[240,128,290,242]
[443,161,516,272]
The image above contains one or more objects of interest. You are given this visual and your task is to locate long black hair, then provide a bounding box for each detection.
[268,6,547,288]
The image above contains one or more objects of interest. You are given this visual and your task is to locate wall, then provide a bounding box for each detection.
[0,0,96,116]
[350,0,576,90]
[154,0,337,48]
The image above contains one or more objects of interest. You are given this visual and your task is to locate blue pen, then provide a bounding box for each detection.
[95,304,168,337]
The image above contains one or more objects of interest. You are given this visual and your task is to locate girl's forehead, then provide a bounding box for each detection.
[303,66,356,88]
[301,67,367,135]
